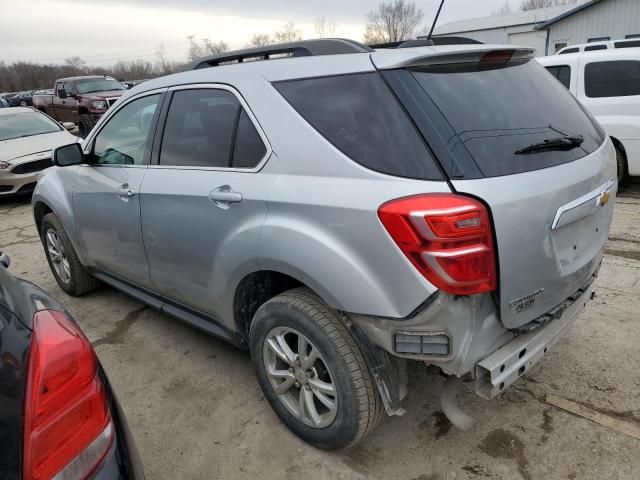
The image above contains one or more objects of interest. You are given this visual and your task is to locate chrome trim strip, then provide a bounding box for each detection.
[551,177,615,230]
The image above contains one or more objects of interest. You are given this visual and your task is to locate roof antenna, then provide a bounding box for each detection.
[426,0,446,44]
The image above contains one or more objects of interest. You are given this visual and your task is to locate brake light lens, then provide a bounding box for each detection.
[23,310,113,480]
[378,194,497,295]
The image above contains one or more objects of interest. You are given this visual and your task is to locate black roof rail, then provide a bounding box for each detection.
[370,36,483,49]
[189,38,374,70]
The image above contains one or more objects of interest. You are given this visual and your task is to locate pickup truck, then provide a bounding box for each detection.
[32,76,126,137]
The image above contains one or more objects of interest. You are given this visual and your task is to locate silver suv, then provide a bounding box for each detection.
[33,39,616,449]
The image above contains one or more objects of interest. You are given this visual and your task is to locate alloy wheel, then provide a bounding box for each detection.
[45,229,71,284]
[263,326,338,428]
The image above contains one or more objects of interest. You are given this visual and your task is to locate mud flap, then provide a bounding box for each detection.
[342,313,407,416]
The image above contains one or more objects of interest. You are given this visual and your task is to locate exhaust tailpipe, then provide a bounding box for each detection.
[440,376,475,431]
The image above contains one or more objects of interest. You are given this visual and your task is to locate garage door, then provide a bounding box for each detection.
[508,31,548,57]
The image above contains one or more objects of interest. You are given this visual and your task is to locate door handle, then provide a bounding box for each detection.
[209,185,242,209]
[117,184,136,199]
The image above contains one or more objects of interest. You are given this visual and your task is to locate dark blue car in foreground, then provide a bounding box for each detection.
[0,251,143,480]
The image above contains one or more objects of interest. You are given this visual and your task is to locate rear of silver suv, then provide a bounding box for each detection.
[34,41,616,450]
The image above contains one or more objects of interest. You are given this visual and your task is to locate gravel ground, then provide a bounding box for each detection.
[1,185,638,480]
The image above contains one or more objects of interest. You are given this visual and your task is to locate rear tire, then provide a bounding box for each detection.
[249,288,383,450]
[615,144,628,186]
[41,213,100,296]
[78,114,94,138]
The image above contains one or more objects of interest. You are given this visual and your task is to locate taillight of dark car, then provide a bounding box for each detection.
[23,310,113,480]
[378,194,497,296]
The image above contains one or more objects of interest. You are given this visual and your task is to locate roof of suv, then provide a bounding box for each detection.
[124,41,532,101]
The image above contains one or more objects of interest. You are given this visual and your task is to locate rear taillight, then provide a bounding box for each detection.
[378,194,497,295]
[23,310,113,480]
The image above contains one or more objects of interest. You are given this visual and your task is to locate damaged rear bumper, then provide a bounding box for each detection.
[475,274,597,399]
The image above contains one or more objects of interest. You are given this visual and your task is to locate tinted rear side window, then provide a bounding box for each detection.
[545,65,571,89]
[274,73,442,180]
[616,40,640,47]
[585,45,606,51]
[560,47,579,54]
[585,60,640,98]
[160,89,266,169]
[404,60,604,178]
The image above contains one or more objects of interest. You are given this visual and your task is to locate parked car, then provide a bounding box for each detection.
[538,48,640,182]
[32,76,126,138]
[0,251,144,479]
[0,107,77,196]
[0,93,18,108]
[8,91,34,107]
[558,37,640,54]
[33,40,616,449]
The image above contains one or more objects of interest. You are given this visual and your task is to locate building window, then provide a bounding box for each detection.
[554,41,569,53]
[588,36,610,42]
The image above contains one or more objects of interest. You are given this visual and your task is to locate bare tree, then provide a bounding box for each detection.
[187,35,205,61]
[520,0,578,10]
[494,1,513,15]
[203,38,229,55]
[248,33,272,47]
[273,22,303,43]
[155,43,171,73]
[314,16,336,38]
[363,1,423,44]
[64,56,86,76]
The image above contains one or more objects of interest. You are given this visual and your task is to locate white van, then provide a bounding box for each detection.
[557,38,640,55]
[538,49,640,182]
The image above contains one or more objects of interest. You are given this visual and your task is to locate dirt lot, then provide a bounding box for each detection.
[1,186,639,480]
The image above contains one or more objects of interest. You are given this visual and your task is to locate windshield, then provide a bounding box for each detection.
[76,79,125,94]
[406,59,605,178]
[0,111,61,141]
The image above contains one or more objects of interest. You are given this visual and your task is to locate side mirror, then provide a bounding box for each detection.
[58,89,67,99]
[0,252,10,269]
[62,122,75,131]
[53,143,84,167]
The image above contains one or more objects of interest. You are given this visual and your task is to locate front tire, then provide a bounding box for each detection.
[250,288,383,450]
[615,144,628,186]
[78,114,94,138]
[41,213,100,296]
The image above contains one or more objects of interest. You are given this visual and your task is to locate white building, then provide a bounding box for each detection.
[432,0,640,56]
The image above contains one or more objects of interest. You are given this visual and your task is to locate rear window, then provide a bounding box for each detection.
[615,40,640,48]
[401,59,604,178]
[545,65,571,89]
[274,73,443,180]
[585,60,640,98]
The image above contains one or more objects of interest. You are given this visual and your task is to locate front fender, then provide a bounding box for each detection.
[596,116,640,175]
[32,167,86,264]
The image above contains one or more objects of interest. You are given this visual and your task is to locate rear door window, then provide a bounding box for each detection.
[584,60,640,98]
[391,59,604,178]
[274,73,443,180]
[545,65,571,89]
[160,89,266,169]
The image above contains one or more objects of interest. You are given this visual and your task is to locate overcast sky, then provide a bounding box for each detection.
[0,0,524,65]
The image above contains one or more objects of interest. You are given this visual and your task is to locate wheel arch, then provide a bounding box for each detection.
[233,269,306,346]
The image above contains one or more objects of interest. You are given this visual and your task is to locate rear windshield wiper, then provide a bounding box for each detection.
[515,135,584,155]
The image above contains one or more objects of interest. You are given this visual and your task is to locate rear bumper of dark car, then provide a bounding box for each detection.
[93,371,145,480]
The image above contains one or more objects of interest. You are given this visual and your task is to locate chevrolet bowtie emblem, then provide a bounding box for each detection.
[599,190,610,206]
